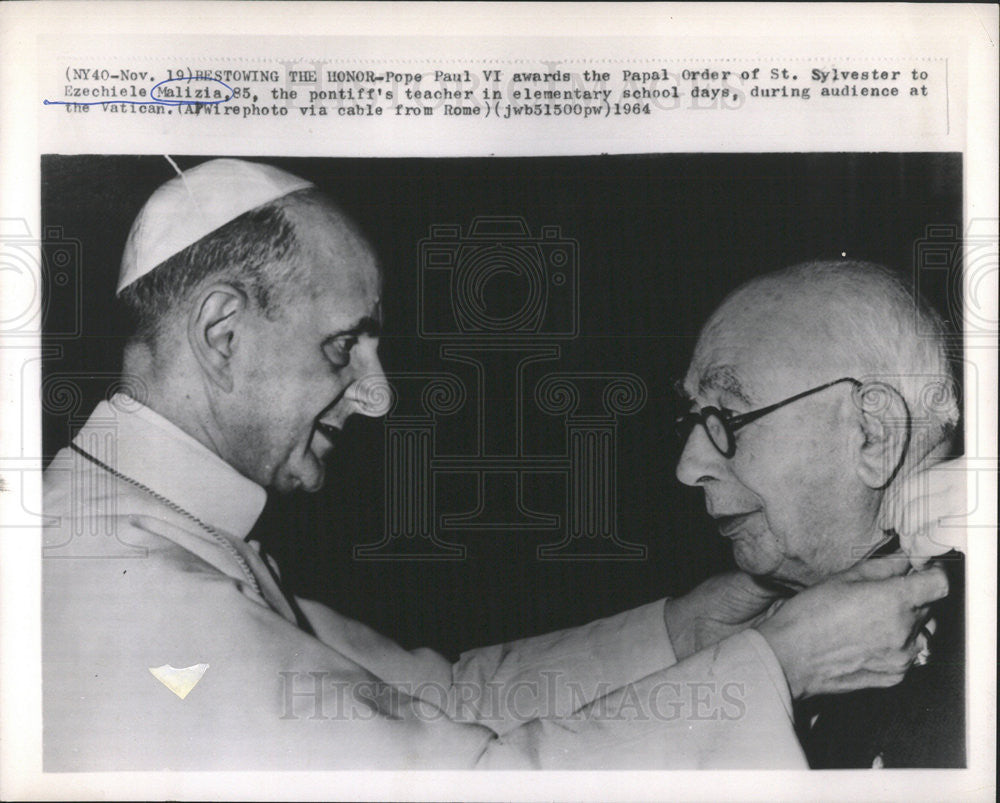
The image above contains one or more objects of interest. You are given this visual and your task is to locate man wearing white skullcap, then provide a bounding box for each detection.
[117,158,315,293]
[42,158,949,770]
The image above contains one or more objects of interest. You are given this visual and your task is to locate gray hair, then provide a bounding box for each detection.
[118,187,327,347]
[731,259,960,458]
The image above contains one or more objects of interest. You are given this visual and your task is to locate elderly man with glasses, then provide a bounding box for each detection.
[675,258,966,768]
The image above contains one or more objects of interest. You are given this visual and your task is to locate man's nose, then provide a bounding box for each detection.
[675,423,725,486]
[344,346,391,418]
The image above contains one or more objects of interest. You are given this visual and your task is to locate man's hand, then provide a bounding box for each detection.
[664,572,783,661]
[879,456,968,567]
[756,556,949,699]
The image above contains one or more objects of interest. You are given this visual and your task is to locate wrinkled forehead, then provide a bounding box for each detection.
[685,285,841,403]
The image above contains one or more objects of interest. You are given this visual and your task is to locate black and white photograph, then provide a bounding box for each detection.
[38,152,966,770]
[1,4,996,801]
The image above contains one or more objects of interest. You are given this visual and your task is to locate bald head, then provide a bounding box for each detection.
[279,191,381,306]
[694,259,958,460]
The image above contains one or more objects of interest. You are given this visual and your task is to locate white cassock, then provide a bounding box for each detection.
[42,395,806,770]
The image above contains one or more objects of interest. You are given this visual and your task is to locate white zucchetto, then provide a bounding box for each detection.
[117,158,314,294]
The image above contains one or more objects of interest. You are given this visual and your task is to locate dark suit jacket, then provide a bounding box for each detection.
[795,552,966,769]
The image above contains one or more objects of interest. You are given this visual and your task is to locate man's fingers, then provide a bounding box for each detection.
[883,458,968,564]
[901,564,949,607]
[821,669,907,694]
[898,534,936,569]
[724,571,782,605]
[842,551,910,582]
[905,603,938,644]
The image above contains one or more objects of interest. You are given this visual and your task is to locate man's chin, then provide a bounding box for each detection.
[733,546,810,590]
[274,460,326,494]
[731,540,783,582]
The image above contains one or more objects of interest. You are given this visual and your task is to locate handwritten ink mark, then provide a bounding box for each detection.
[44,76,234,108]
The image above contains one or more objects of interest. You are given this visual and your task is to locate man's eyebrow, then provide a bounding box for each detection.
[698,366,753,406]
[327,315,382,340]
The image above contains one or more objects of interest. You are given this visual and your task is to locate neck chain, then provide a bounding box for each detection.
[69,442,262,595]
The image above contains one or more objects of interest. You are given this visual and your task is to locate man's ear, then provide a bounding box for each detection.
[187,283,248,393]
[854,381,912,490]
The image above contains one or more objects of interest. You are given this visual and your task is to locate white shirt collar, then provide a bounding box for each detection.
[72,393,267,539]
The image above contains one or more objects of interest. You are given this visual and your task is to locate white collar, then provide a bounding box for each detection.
[72,394,267,540]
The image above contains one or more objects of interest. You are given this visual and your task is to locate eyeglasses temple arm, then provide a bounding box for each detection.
[727,377,861,430]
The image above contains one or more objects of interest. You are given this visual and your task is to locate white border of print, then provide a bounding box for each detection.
[2,3,996,801]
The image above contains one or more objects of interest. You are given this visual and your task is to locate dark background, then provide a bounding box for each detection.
[41,153,962,659]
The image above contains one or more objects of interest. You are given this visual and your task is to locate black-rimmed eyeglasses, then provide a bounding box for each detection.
[674,377,862,459]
